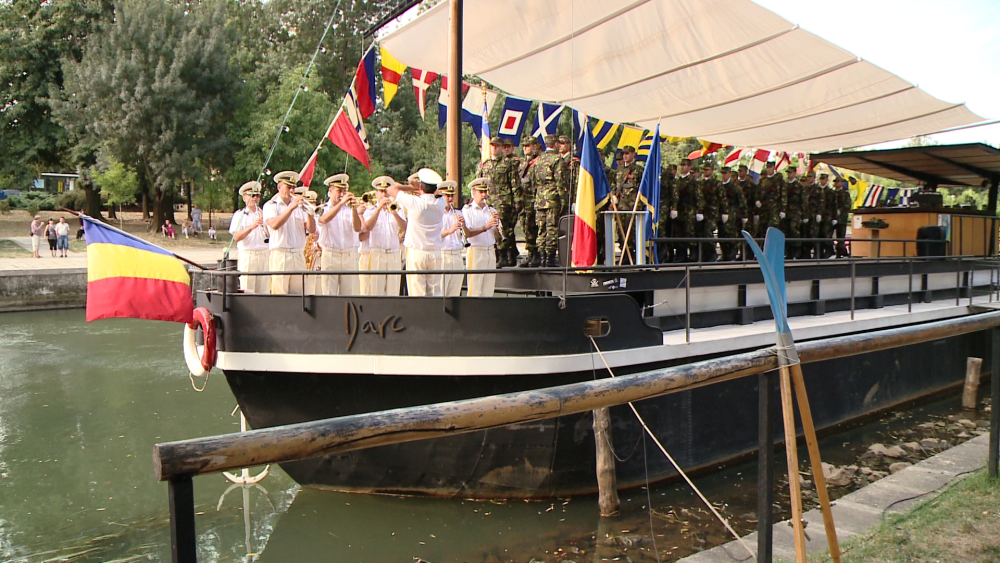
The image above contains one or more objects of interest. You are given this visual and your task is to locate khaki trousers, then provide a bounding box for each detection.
[320,248,359,296]
[237,249,269,294]
[269,248,306,295]
[441,249,464,297]
[358,251,371,295]
[466,246,496,297]
[406,248,443,297]
[367,248,401,296]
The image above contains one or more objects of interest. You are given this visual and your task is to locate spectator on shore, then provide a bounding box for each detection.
[44,219,58,257]
[181,221,193,238]
[162,220,176,239]
[30,215,43,258]
[207,226,217,241]
[191,205,203,233]
[55,217,70,257]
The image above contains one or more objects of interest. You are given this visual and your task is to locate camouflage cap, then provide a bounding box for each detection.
[543,134,558,146]
[523,137,538,146]
[490,137,503,146]
[702,161,714,169]
[557,135,570,144]
[501,138,514,147]
[622,145,636,154]
[720,166,732,173]
[680,158,693,166]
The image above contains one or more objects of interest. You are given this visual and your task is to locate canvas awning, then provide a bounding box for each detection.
[380,0,987,153]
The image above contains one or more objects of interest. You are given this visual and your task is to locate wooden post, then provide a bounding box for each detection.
[790,364,841,563]
[778,366,807,563]
[963,357,983,410]
[168,476,197,563]
[592,407,620,516]
[446,0,463,205]
[757,370,775,563]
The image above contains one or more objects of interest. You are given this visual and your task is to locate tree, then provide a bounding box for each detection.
[92,156,138,228]
[54,0,242,231]
[193,172,231,229]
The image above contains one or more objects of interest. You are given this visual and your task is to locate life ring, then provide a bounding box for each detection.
[183,307,217,376]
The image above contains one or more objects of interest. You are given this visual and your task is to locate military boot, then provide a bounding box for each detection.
[496,248,509,268]
[545,252,560,268]
[509,247,520,268]
[529,252,542,267]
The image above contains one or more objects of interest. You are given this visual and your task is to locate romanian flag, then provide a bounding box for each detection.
[571,127,612,267]
[379,46,406,107]
[83,216,193,323]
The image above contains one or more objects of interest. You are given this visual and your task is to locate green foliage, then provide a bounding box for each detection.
[92,156,139,208]
[941,187,988,209]
[10,192,56,212]
[56,190,87,211]
[0,200,10,214]
[193,174,232,227]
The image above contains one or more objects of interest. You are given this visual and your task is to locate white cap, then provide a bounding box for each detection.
[416,168,443,186]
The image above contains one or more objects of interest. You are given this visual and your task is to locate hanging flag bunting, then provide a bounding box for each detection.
[723,147,746,167]
[380,47,407,108]
[850,177,870,208]
[687,140,726,160]
[899,188,914,206]
[617,126,645,149]
[636,131,658,163]
[571,109,588,157]
[571,126,612,268]
[354,44,378,119]
[862,184,884,207]
[326,84,371,170]
[461,85,498,137]
[637,124,662,248]
[749,149,770,180]
[496,96,532,145]
[531,102,564,149]
[480,101,491,163]
[437,76,471,130]
[774,151,792,172]
[411,68,439,120]
[591,119,619,150]
[298,149,319,188]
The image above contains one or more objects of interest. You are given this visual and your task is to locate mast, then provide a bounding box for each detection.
[447,0,463,207]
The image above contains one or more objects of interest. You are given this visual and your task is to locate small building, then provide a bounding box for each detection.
[36,173,80,194]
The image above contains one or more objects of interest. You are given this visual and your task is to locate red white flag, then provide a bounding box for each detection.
[298,149,319,187]
[326,83,371,170]
[723,147,745,167]
[774,151,791,171]
[411,68,439,120]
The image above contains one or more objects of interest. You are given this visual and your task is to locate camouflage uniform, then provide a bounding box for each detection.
[534,147,568,266]
[657,167,676,263]
[834,183,853,257]
[615,160,643,262]
[671,172,704,262]
[737,173,757,250]
[819,181,838,258]
[517,152,540,266]
[699,174,726,262]
[477,154,518,265]
[562,152,580,216]
[755,172,785,238]
[783,176,805,258]
[719,178,748,261]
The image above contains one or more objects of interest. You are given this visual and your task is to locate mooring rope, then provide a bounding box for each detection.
[588,335,757,560]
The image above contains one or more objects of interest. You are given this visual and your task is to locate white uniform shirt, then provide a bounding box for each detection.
[440,208,464,251]
[229,207,268,251]
[262,195,310,250]
[317,202,357,250]
[363,206,401,251]
[462,201,497,247]
[397,192,446,251]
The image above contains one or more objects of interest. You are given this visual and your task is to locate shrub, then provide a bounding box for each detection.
[0,200,10,214]
[26,202,41,217]
[57,190,87,211]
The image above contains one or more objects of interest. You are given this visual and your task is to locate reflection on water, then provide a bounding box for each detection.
[0,310,985,562]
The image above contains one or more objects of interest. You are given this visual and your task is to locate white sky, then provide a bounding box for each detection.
[753,0,1000,148]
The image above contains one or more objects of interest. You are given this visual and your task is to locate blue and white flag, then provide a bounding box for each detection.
[496,96,532,145]
[531,102,564,149]
[571,109,588,157]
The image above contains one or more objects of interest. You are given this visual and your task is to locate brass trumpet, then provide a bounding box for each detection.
[389,201,399,213]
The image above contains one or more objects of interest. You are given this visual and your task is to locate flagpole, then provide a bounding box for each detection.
[446,0,463,207]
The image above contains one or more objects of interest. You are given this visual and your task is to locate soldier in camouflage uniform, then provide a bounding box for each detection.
[657,163,677,263]
[719,166,748,261]
[832,177,853,258]
[736,164,757,255]
[817,173,838,259]
[534,134,568,267]
[698,162,726,262]
[783,167,805,259]
[517,137,541,267]
[501,138,523,265]
[670,159,704,262]
[477,137,518,267]
[558,135,580,217]
[614,146,643,263]
[754,161,786,239]
[795,171,816,258]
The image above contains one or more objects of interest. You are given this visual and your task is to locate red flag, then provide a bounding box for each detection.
[723,147,745,167]
[326,84,371,170]
[687,141,724,160]
[411,68,439,120]
[299,149,319,187]
[354,45,377,119]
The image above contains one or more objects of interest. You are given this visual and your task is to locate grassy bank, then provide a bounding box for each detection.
[788,470,1000,563]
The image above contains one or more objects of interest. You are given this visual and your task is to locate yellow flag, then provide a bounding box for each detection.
[617,126,645,149]
[380,47,407,107]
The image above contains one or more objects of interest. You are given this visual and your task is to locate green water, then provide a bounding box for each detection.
[0,309,985,562]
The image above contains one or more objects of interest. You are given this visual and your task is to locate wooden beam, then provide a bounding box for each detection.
[446,0,463,205]
[153,311,1000,481]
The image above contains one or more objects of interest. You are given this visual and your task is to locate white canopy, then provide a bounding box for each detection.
[381,0,986,153]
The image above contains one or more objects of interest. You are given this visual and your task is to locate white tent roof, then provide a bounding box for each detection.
[380,0,986,153]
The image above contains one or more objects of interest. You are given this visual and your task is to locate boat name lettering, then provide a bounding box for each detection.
[345,302,406,351]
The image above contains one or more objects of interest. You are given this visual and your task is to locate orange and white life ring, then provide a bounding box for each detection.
[183,306,217,377]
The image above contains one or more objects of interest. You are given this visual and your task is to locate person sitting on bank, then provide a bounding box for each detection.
[462,178,499,297]
[387,168,447,297]
[161,220,176,239]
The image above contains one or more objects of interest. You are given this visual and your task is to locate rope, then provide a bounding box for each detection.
[189,370,209,392]
[589,335,757,560]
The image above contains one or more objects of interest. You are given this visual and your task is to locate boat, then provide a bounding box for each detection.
[184,0,1000,498]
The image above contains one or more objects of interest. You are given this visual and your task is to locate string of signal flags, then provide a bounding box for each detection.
[297,43,818,188]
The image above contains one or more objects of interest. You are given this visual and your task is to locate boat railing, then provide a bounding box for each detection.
[153,311,1000,563]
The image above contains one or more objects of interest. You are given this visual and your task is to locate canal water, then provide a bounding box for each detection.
[0,310,989,562]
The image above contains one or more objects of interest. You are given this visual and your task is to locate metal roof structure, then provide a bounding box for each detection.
[812,143,1000,188]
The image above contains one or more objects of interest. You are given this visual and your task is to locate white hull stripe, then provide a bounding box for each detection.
[214,302,976,376]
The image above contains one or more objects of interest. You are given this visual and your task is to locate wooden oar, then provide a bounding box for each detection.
[778,365,807,562]
[791,363,842,563]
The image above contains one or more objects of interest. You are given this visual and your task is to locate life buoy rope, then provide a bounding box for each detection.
[183,307,217,380]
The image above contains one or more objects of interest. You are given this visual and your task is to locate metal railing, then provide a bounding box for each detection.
[154,312,1000,563]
